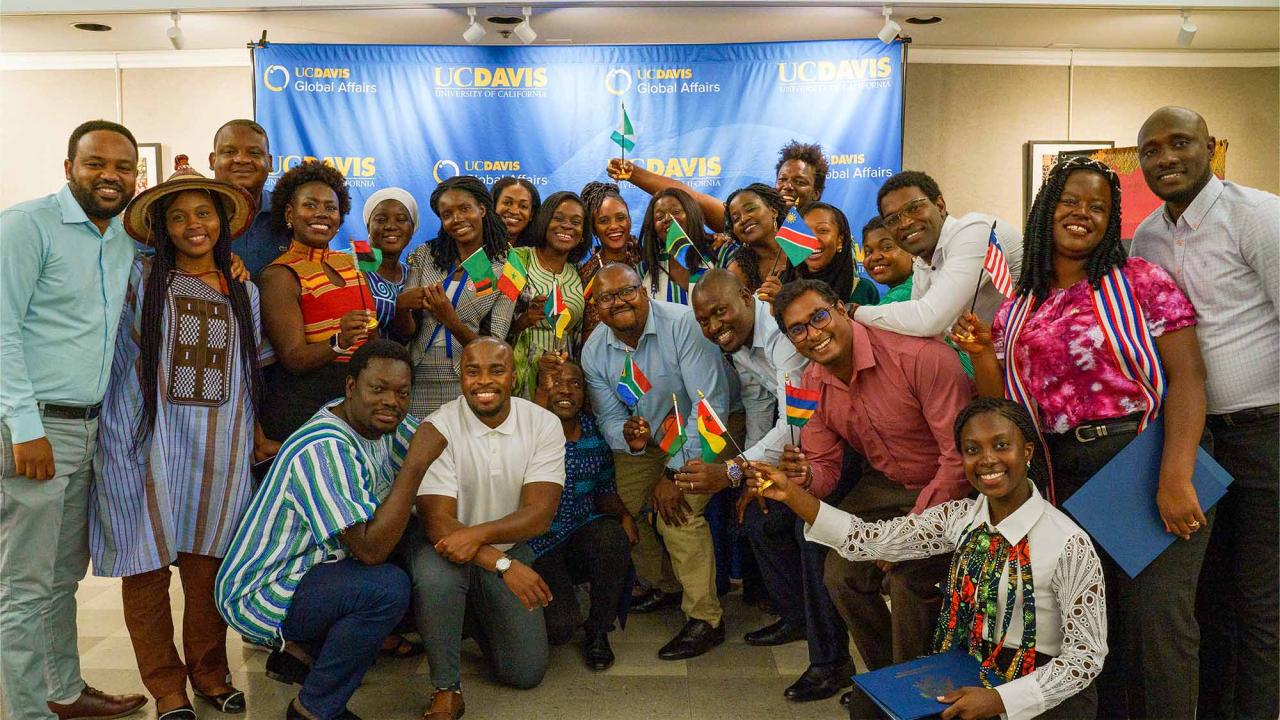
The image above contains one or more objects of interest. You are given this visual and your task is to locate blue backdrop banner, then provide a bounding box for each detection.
[253,40,903,253]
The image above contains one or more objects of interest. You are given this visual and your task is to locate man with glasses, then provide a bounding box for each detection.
[581,263,730,660]
[855,171,1022,337]
[771,279,974,709]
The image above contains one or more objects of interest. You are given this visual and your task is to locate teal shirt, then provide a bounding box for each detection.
[0,185,136,442]
[877,277,974,378]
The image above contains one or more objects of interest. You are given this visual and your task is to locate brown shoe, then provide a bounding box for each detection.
[422,689,465,720]
[48,686,147,720]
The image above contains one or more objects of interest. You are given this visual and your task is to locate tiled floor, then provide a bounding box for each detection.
[75,573,860,719]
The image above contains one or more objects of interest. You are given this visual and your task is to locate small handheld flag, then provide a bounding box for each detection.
[543,282,572,339]
[497,252,529,302]
[616,353,651,409]
[582,274,596,304]
[656,394,687,458]
[695,392,729,462]
[460,247,496,297]
[664,218,700,270]
[350,239,383,272]
[610,104,636,153]
[784,377,820,428]
[982,223,1015,299]
[774,208,821,267]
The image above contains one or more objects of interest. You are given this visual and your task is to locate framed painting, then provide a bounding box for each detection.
[135,143,163,195]
[1024,140,1114,215]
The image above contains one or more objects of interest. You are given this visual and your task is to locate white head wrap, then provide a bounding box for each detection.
[362,187,420,231]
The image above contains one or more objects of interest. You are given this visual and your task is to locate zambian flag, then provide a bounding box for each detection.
[498,251,529,301]
[460,247,496,297]
[695,395,728,462]
[655,395,686,458]
[610,105,635,152]
[615,353,651,409]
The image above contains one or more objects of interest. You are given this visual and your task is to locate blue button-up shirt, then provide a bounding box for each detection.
[230,188,290,277]
[582,300,729,470]
[1,185,136,443]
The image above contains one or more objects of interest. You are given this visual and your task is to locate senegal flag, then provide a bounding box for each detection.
[460,247,496,297]
[695,394,728,462]
[775,208,821,267]
[498,251,529,301]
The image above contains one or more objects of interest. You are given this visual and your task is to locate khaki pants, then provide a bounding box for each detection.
[613,447,721,625]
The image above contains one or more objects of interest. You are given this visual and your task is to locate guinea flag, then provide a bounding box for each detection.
[695,394,728,462]
[498,251,529,301]
[775,208,821,266]
[460,247,496,297]
[615,353,651,408]
[543,282,572,339]
[655,396,687,458]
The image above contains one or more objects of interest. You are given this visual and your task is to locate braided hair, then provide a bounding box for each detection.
[269,160,351,237]
[425,175,510,271]
[776,141,830,199]
[724,183,794,292]
[134,191,263,451]
[579,181,623,227]
[637,188,714,297]
[796,201,855,302]
[491,176,542,247]
[952,397,1047,488]
[1019,156,1125,302]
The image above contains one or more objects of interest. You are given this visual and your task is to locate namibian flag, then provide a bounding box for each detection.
[498,252,529,301]
[543,282,572,339]
[655,395,686,457]
[695,394,728,462]
[610,104,635,152]
[616,353,651,408]
[664,218,698,270]
[460,247,495,297]
[785,381,820,428]
[775,208,821,266]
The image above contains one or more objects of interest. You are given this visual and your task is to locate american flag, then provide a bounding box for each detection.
[983,223,1015,298]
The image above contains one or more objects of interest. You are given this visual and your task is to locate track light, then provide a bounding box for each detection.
[514,6,537,45]
[1176,10,1197,48]
[877,6,902,44]
[166,10,185,50]
[462,7,486,44]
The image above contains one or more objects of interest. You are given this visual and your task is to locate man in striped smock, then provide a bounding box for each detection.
[215,340,442,720]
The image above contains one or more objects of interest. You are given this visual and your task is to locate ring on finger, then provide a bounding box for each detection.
[1188,520,1201,529]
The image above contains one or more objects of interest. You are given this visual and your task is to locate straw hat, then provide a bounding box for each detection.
[123,156,255,245]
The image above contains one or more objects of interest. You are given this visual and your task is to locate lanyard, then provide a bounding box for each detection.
[425,263,470,358]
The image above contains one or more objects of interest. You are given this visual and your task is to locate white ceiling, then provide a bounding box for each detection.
[0,4,1276,53]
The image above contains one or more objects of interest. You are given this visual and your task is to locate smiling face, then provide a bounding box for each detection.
[547,362,586,421]
[544,198,586,256]
[284,181,340,248]
[593,195,632,252]
[692,279,754,353]
[775,159,818,208]
[802,206,842,272]
[593,264,649,336]
[1138,108,1215,208]
[1051,170,1113,263]
[65,130,138,222]
[164,190,222,263]
[652,194,687,240]
[780,288,851,368]
[343,357,412,438]
[878,186,946,259]
[436,188,486,250]
[460,339,515,420]
[729,191,779,248]
[368,199,414,255]
[959,412,1034,505]
[495,182,534,238]
[210,124,271,197]
[862,227,914,286]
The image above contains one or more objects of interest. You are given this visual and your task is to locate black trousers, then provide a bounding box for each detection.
[1047,426,1213,720]
[532,516,633,644]
[1196,411,1279,720]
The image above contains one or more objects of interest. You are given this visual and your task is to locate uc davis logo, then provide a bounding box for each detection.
[263,65,290,92]
[433,160,460,183]
[604,69,631,96]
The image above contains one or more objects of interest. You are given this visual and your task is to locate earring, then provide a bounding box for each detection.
[286,221,293,229]
[1026,460,1032,468]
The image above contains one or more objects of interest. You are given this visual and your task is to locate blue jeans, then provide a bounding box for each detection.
[281,559,409,720]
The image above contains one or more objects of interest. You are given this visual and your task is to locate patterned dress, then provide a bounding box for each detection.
[90,258,272,577]
[529,414,619,557]
[509,246,585,398]
[366,260,408,335]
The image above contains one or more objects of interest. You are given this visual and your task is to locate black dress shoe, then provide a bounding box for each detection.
[266,646,312,686]
[658,619,725,660]
[743,619,805,647]
[196,688,246,714]
[583,629,615,671]
[631,588,682,614]
[784,662,855,702]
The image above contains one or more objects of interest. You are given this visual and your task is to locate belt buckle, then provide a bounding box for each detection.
[1073,424,1107,443]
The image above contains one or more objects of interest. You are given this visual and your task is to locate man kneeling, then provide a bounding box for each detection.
[412,338,566,720]
[215,340,441,720]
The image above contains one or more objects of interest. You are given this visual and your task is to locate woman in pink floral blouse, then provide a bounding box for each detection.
[951,156,1210,720]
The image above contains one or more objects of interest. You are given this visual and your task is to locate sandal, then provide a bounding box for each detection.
[380,633,425,659]
[195,688,246,714]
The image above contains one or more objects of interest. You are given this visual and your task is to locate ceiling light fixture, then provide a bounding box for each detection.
[72,22,113,32]
[905,16,942,25]
[1176,10,1198,48]
[877,6,902,44]
[514,6,537,45]
[462,7,487,44]
[166,10,186,50]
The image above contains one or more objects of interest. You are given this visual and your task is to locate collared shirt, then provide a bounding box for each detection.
[730,297,809,468]
[229,188,290,277]
[214,403,419,644]
[805,481,1107,720]
[1131,175,1280,414]
[418,396,566,551]
[0,185,136,443]
[800,321,973,511]
[855,212,1024,338]
[582,300,730,471]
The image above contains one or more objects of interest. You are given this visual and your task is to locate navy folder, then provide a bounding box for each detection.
[851,648,988,720]
[1062,418,1233,578]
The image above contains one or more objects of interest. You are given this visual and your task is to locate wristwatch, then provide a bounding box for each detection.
[726,458,745,489]
[494,555,513,577]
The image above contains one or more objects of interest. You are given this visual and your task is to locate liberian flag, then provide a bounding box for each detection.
[460,247,495,297]
[695,394,728,462]
[983,223,1015,299]
[664,218,697,270]
[655,395,687,457]
[543,282,572,339]
[616,353,651,408]
[498,251,529,301]
[784,381,820,428]
[774,208,821,266]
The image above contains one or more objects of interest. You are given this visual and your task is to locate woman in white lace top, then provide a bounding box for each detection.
[749,397,1107,720]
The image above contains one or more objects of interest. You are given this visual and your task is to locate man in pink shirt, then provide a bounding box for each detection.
[772,279,974,708]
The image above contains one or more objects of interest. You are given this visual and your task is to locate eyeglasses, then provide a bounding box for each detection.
[881,197,932,230]
[785,305,835,341]
[595,284,641,307]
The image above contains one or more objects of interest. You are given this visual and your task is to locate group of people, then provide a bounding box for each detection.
[0,104,1275,720]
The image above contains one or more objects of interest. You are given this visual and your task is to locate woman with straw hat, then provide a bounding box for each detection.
[90,161,272,719]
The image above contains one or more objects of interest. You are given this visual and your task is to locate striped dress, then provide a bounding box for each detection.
[509,246,585,398]
[366,261,408,336]
[214,404,418,644]
[90,257,272,577]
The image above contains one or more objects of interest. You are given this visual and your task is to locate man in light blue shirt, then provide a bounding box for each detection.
[211,119,289,276]
[0,120,147,720]
[581,262,729,660]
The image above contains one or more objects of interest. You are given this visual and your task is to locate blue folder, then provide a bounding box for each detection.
[1062,418,1233,578]
[851,648,988,720]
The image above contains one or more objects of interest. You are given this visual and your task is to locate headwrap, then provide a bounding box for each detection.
[362,187,419,231]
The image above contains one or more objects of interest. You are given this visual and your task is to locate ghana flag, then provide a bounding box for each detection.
[695,394,728,462]
[785,381,820,427]
[460,247,496,297]
[655,395,686,457]
[775,208,821,267]
[616,353,651,408]
[498,251,529,301]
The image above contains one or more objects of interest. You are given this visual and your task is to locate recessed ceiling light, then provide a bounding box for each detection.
[487,15,522,25]
[72,22,112,32]
[905,16,942,25]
